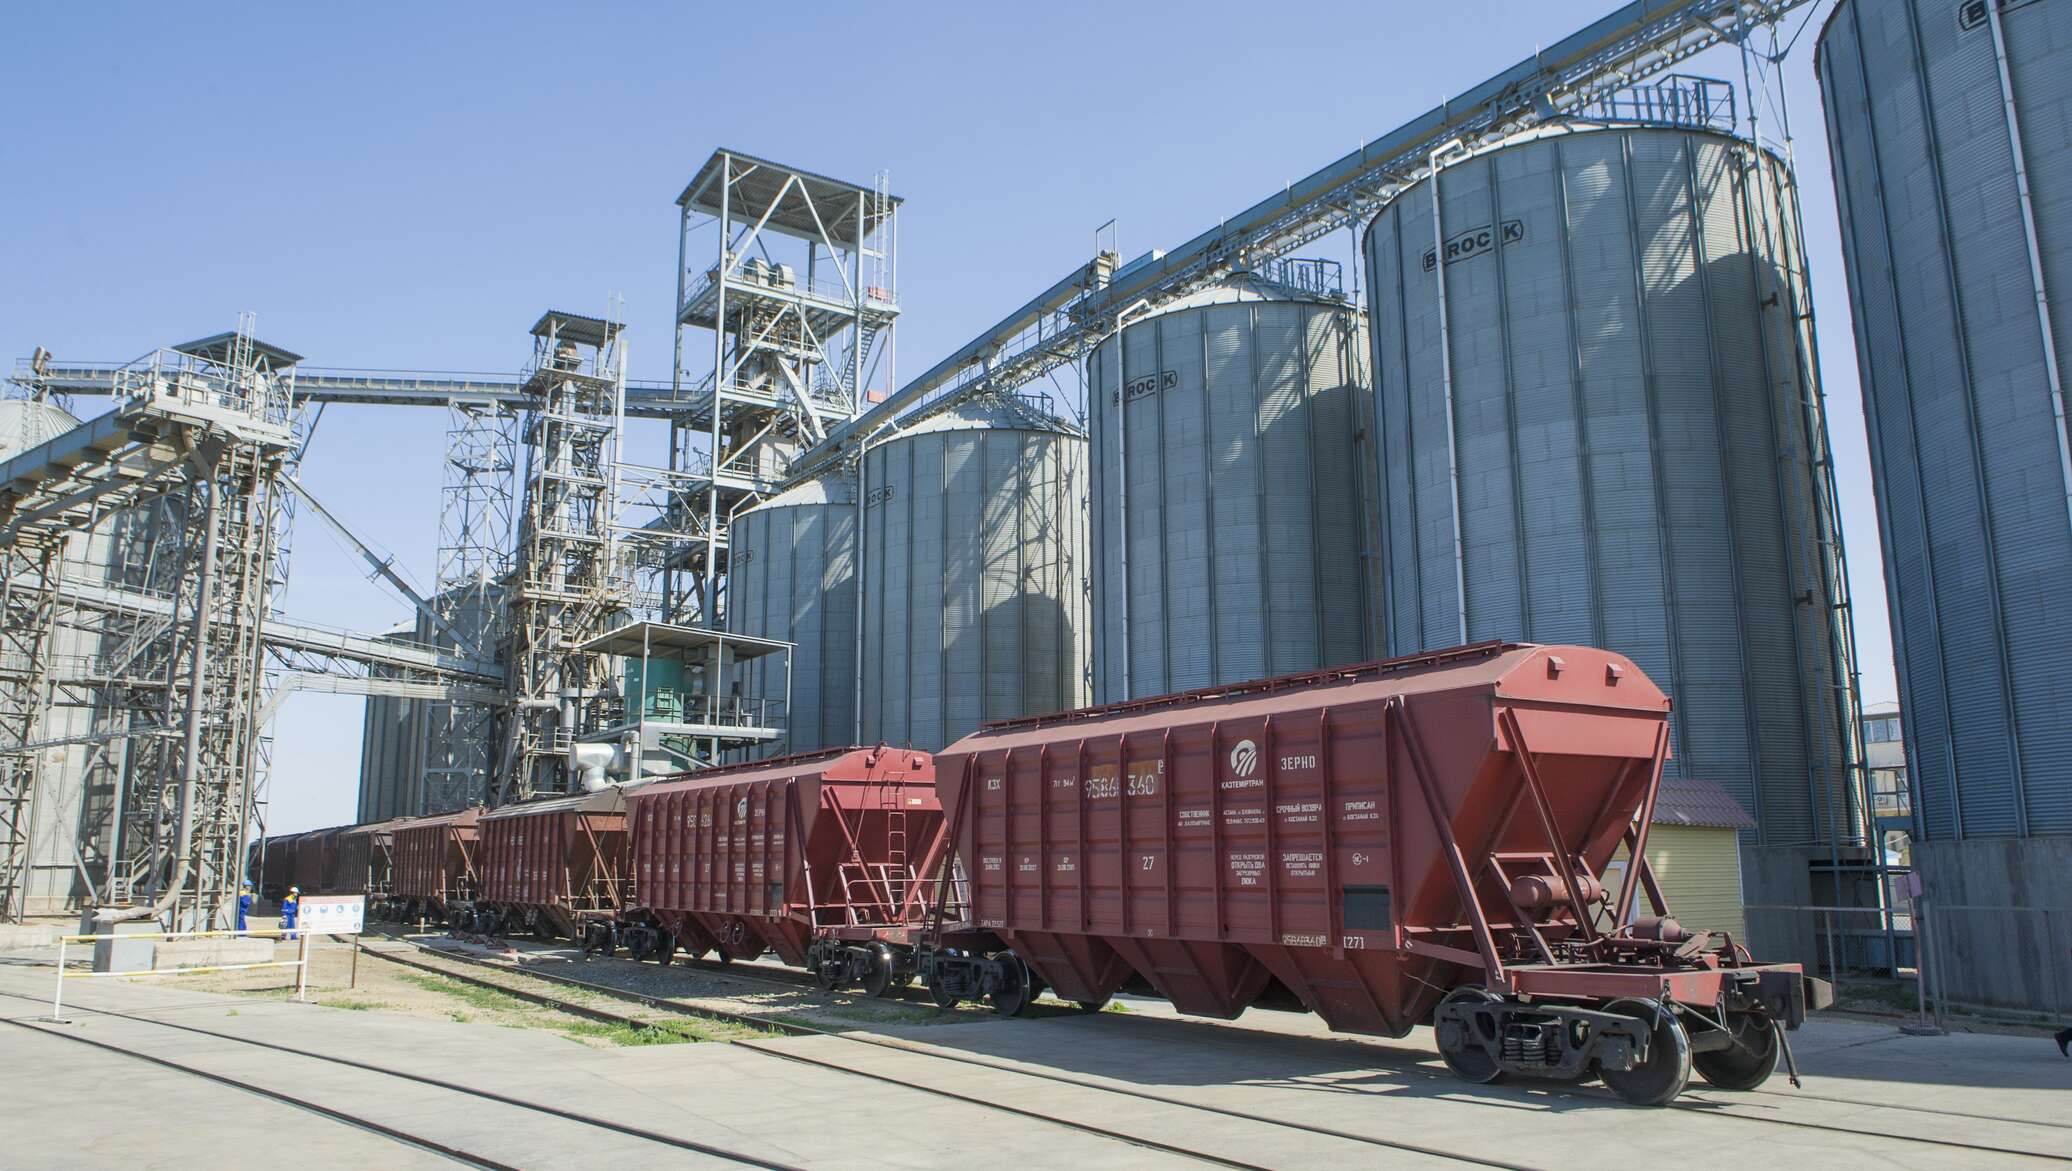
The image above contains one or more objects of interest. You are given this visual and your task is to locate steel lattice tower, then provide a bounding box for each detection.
[497,311,629,800]
[666,150,900,627]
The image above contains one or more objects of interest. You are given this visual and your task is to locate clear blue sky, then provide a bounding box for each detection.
[0,1,1886,833]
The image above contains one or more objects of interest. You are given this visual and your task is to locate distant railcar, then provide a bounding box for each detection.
[389,809,481,925]
[288,826,347,895]
[328,817,411,898]
[617,746,943,992]
[472,788,631,939]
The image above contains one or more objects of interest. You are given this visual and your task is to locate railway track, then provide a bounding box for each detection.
[0,989,805,1169]
[371,935,2072,1167]
[360,945,1458,1160]
[381,923,940,1007]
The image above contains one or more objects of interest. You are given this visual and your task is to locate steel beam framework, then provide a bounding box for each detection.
[666,150,899,626]
[0,326,298,927]
[791,0,1816,480]
[496,312,630,801]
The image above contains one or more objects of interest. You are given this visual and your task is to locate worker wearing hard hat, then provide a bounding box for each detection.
[237,884,253,934]
[281,886,300,940]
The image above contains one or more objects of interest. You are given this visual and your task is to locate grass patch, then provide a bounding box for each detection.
[1834,979,1919,1014]
[559,1020,695,1047]
[319,997,388,1012]
[397,972,538,1017]
[1102,1001,1130,1014]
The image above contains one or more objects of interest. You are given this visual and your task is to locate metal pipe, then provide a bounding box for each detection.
[1428,139,1471,645]
[667,204,690,620]
[99,473,223,925]
[707,154,730,626]
[853,449,867,744]
[1985,0,2072,544]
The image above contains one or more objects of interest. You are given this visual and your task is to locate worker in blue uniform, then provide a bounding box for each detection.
[281,886,300,940]
[237,884,253,933]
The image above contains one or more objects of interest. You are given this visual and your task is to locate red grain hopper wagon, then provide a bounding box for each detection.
[619,746,944,992]
[474,788,631,940]
[390,808,482,925]
[328,817,412,898]
[288,826,346,895]
[922,641,1828,1104]
[247,833,298,901]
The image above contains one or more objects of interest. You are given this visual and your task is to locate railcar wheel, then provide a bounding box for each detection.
[929,982,961,1010]
[1692,1013,1780,1091]
[654,932,677,966]
[1598,999,1693,1106]
[1434,985,1504,1085]
[626,931,654,962]
[861,943,899,999]
[813,958,841,992]
[989,953,1036,1017]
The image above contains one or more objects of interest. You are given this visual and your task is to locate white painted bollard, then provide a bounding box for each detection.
[50,935,67,1023]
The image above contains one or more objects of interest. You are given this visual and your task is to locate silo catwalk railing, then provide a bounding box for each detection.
[790,1,1824,485]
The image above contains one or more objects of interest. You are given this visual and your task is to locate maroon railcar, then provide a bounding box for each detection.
[390,808,481,922]
[621,747,943,991]
[475,788,631,939]
[288,826,347,894]
[328,817,412,897]
[249,832,299,900]
[923,642,1827,1104]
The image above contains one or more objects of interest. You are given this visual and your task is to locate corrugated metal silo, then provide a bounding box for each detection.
[1087,275,1373,702]
[0,399,79,460]
[1819,0,2072,844]
[728,472,857,756]
[3,399,92,914]
[859,396,1088,749]
[1364,123,1860,875]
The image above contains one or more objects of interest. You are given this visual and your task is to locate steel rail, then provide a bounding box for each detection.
[1,1015,526,1171]
[368,938,1544,1170]
[377,937,2072,1164]
[0,989,804,1169]
[354,946,1285,1170]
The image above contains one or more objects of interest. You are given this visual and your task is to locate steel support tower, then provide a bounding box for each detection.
[422,400,515,810]
[666,150,900,625]
[0,326,299,927]
[497,311,629,800]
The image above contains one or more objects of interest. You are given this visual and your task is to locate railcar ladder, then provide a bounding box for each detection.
[884,790,907,910]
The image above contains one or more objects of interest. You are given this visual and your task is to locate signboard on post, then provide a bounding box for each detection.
[298,894,365,936]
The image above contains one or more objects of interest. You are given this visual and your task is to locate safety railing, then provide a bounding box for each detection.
[1575,74,1736,133]
[44,927,313,1024]
[1746,899,2072,1030]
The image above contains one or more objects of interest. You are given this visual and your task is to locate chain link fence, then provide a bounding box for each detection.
[1746,900,2072,1026]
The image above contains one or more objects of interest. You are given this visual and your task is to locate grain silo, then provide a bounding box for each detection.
[355,581,503,820]
[727,471,857,756]
[1,399,179,914]
[1817,0,2072,998]
[2,398,92,914]
[858,396,1088,749]
[1087,274,1373,702]
[1363,121,1861,903]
